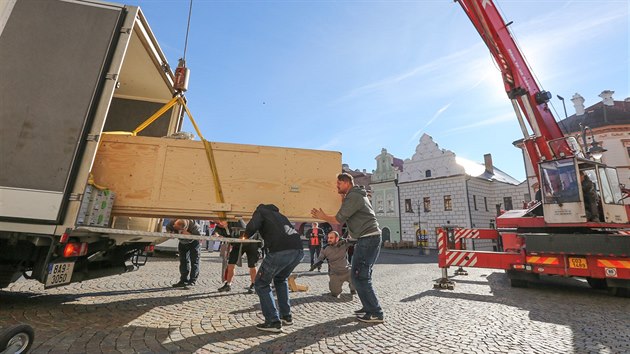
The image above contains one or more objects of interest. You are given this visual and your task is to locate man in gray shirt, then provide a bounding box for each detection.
[311,172,383,324]
[310,231,356,297]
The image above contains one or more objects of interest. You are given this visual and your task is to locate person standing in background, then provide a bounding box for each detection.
[306,222,324,271]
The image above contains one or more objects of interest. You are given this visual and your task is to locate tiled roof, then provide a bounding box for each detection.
[558,100,630,134]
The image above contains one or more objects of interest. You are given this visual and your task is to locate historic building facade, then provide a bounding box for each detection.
[397,134,527,249]
[370,149,403,243]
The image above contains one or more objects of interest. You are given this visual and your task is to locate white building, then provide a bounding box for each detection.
[397,134,527,249]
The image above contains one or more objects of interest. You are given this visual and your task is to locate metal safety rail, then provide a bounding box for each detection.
[434,226,523,290]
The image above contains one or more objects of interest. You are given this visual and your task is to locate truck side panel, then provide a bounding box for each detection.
[0,0,124,223]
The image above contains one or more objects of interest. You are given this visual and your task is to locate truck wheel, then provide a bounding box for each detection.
[0,266,19,289]
[586,277,608,290]
[608,286,630,298]
[0,324,34,354]
[510,278,528,288]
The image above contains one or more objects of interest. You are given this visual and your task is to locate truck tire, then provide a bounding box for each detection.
[0,324,34,354]
[509,278,529,288]
[586,277,608,290]
[608,286,630,298]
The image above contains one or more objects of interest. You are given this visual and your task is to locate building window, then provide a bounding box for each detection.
[503,197,513,211]
[423,197,431,212]
[405,199,413,213]
[484,197,488,211]
[376,200,384,213]
[444,195,452,211]
[387,199,394,212]
[627,146,630,158]
[473,195,478,210]
[425,170,432,178]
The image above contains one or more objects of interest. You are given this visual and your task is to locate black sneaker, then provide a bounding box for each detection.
[354,308,366,316]
[256,321,282,333]
[357,313,384,324]
[247,283,255,294]
[172,281,187,288]
[218,283,231,292]
[186,280,196,286]
[280,315,293,326]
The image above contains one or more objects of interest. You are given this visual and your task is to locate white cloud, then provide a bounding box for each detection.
[408,102,452,143]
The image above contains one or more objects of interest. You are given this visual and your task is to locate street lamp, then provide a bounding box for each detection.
[557,95,568,119]
[579,123,607,160]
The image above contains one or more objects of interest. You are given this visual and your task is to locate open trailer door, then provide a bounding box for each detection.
[0,0,126,223]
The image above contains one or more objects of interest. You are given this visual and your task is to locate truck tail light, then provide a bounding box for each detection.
[63,242,88,258]
[60,233,69,244]
[144,245,154,253]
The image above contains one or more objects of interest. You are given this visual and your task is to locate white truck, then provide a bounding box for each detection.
[0,0,341,290]
[0,0,189,289]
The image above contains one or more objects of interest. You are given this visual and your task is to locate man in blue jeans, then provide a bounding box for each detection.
[311,173,384,323]
[166,219,202,288]
[244,204,304,333]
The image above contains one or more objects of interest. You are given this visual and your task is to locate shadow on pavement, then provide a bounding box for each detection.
[229,293,353,315]
[400,272,628,353]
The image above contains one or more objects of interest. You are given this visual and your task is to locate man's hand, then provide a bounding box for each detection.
[310,208,325,219]
[309,261,323,271]
[311,208,339,225]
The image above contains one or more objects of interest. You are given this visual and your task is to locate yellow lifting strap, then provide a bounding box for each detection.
[131,95,226,218]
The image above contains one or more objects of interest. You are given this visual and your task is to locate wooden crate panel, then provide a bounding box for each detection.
[91,135,342,221]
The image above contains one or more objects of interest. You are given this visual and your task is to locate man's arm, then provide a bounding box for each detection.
[310,208,339,225]
[244,210,263,237]
[310,249,327,271]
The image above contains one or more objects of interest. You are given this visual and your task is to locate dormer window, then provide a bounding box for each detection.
[425,170,432,178]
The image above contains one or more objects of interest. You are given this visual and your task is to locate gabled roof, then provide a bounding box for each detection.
[455,156,521,185]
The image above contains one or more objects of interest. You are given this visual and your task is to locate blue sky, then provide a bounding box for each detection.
[126,0,628,181]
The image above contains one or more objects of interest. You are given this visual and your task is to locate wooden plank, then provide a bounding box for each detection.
[90,135,342,221]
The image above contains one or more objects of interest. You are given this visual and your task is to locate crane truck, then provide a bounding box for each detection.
[0,0,340,290]
[435,0,630,296]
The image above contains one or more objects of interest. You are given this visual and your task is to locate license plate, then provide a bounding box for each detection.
[45,262,75,288]
[568,257,588,269]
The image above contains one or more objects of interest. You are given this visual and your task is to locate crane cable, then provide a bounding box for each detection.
[182,0,193,61]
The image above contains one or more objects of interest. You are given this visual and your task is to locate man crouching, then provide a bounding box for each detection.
[311,231,356,297]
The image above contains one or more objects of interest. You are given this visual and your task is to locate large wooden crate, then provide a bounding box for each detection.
[90,135,342,221]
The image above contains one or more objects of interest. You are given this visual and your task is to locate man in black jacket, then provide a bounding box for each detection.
[166,219,201,288]
[244,204,304,333]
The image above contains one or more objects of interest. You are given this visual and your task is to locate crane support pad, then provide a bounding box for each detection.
[523,233,630,256]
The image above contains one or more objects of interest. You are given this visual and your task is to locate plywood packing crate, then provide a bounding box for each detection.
[90,135,342,221]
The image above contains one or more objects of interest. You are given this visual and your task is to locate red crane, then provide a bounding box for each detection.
[434,0,630,297]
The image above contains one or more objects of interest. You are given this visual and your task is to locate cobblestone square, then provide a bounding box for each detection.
[1,248,629,353]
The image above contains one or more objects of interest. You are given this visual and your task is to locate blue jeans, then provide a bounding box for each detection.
[351,235,382,316]
[178,240,200,282]
[254,248,304,323]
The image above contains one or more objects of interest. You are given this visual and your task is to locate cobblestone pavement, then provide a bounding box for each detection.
[1,248,629,354]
